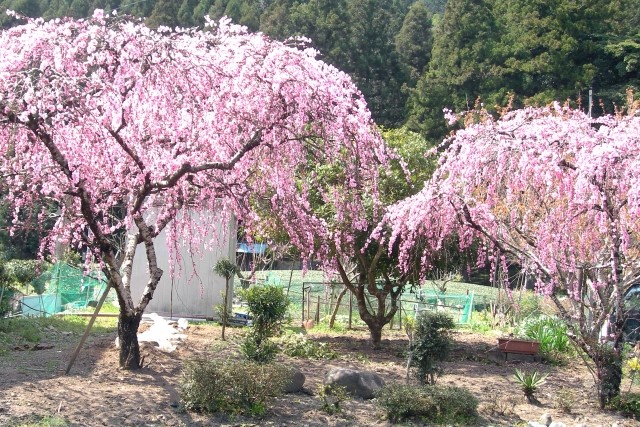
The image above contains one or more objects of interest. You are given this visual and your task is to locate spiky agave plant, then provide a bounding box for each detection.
[514,369,548,403]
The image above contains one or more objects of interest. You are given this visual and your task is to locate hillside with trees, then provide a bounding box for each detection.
[0,0,637,141]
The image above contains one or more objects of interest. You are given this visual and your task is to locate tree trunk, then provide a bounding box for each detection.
[118,310,143,370]
[595,347,622,408]
[221,278,229,340]
[369,321,383,349]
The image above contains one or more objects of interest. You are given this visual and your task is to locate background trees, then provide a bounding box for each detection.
[0,0,636,141]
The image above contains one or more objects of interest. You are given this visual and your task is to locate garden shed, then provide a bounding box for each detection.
[130,210,236,319]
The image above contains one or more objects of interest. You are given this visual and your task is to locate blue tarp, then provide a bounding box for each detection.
[237,242,267,254]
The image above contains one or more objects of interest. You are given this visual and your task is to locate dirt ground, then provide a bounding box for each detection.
[0,319,637,427]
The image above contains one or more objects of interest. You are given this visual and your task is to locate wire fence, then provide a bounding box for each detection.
[239,275,478,329]
[0,262,109,318]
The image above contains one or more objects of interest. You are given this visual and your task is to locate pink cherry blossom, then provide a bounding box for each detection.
[0,12,387,368]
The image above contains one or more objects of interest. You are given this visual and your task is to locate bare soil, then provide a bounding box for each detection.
[0,320,637,427]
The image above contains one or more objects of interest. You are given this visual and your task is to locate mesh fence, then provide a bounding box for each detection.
[240,273,475,329]
[16,262,109,316]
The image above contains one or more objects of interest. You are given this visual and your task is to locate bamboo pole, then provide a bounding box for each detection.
[65,286,110,375]
[301,285,306,325]
[348,291,352,329]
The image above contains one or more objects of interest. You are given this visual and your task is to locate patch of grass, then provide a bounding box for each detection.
[6,415,68,427]
[0,315,117,354]
[98,301,120,314]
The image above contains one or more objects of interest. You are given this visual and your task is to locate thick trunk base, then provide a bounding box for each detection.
[596,350,622,408]
[369,324,383,349]
[118,312,143,370]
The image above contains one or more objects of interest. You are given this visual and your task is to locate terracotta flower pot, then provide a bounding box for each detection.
[497,337,540,355]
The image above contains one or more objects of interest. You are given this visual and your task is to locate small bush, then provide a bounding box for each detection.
[240,285,290,338]
[610,392,640,419]
[240,333,279,363]
[180,359,291,417]
[240,285,289,362]
[409,312,456,384]
[519,316,573,360]
[316,383,350,415]
[275,330,338,359]
[376,383,478,424]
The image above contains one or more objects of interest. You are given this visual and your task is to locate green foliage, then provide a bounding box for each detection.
[213,258,237,280]
[239,333,279,363]
[466,310,493,333]
[240,285,289,340]
[513,369,548,403]
[395,1,434,81]
[274,330,338,360]
[609,392,640,419]
[180,359,290,416]
[316,383,350,415]
[376,383,478,424]
[213,258,237,336]
[239,284,288,361]
[514,291,542,322]
[5,415,68,427]
[4,259,42,294]
[519,315,573,360]
[380,127,436,203]
[409,311,456,384]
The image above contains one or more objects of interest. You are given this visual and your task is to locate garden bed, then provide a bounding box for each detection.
[0,319,635,426]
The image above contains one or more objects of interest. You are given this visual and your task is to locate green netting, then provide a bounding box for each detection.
[413,290,475,324]
[46,262,108,311]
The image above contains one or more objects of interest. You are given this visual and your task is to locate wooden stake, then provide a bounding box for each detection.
[348,291,352,329]
[301,285,306,324]
[65,285,110,375]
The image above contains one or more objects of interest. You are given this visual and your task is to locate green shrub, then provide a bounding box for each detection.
[180,359,291,417]
[610,392,640,419]
[409,311,455,384]
[240,285,290,337]
[239,285,289,362]
[519,316,573,360]
[316,383,350,415]
[275,330,338,359]
[240,333,279,363]
[376,383,478,424]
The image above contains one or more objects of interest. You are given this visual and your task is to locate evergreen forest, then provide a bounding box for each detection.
[0,0,638,143]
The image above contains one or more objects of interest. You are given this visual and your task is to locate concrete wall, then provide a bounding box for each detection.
[130,210,236,319]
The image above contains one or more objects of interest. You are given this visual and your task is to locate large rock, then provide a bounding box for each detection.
[283,367,306,393]
[324,367,385,399]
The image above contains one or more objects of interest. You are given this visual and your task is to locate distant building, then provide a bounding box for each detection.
[130,210,236,319]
